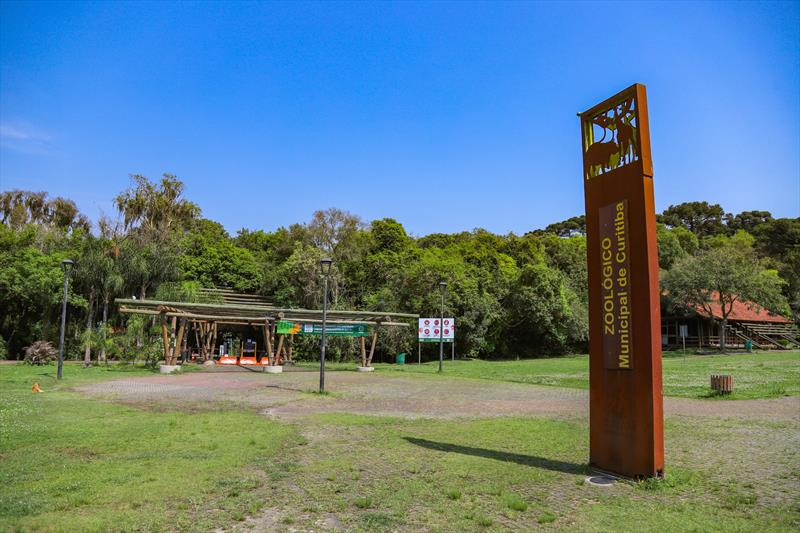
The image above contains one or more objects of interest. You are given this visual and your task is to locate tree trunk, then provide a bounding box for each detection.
[99,298,109,364]
[720,317,728,353]
[84,293,95,368]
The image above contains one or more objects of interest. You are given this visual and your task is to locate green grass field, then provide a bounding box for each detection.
[0,364,300,532]
[366,350,800,399]
[1,354,798,532]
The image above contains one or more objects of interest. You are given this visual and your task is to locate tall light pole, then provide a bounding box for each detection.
[438,281,447,373]
[319,258,332,393]
[57,259,74,380]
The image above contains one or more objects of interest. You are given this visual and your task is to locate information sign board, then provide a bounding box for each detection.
[418,318,455,343]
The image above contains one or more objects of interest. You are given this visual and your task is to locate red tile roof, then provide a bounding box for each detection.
[693,294,791,323]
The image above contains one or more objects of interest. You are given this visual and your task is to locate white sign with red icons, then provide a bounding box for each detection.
[418,318,455,342]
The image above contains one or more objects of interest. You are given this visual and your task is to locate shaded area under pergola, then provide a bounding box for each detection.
[115,295,418,367]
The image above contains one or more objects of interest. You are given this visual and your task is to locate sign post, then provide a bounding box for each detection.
[579,83,664,478]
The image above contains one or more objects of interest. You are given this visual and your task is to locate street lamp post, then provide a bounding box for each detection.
[57,259,74,380]
[319,258,332,393]
[438,281,446,373]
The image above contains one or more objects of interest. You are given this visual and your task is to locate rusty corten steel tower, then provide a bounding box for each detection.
[579,83,664,478]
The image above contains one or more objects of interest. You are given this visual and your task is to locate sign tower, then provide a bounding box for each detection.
[579,83,664,478]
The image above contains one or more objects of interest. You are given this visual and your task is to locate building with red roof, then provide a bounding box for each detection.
[662,293,797,350]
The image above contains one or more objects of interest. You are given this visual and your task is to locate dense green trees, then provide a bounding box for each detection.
[663,232,788,351]
[0,179,797,361]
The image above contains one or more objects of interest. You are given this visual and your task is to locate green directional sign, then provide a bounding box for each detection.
[276,320,301,335]
[276,320,368,337]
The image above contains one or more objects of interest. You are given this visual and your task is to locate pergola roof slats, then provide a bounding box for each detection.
[116,297,417,327]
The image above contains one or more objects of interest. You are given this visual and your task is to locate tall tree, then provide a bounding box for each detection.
[664,232,788,351]
[752,218,800,316]
[115,174,199,239]
[115,174,198,298]
[543,215,586,237]
[726,210,773,233]
[306,208,362,258]
[659,201,728,237]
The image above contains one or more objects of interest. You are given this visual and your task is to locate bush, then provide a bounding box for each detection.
[0,336,8,359]
[24,341,57,365]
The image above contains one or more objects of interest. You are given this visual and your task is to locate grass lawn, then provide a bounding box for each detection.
[263,413,797,532]
[363,350,800,399]
[0,363,300,532]
[1,359,798,532]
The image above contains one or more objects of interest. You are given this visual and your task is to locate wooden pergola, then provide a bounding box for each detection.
[116,295,418,367]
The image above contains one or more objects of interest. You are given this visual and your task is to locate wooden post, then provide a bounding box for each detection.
[204,322,212,359]
[264,320,273,364]
[174,318,187,365]
[211,322,218,357]
[288,335,294,363]
[168,316,178,365]
[275,334,285,365]
[193,322,201,360]
[360,336,367,367]
[366,327,379,367]
[160,314,169,363]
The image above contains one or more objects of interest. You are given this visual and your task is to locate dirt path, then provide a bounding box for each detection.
[76,368,800,421]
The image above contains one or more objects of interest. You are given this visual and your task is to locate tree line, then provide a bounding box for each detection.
[1,177,797,362]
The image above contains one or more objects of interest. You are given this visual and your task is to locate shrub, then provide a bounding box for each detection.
[24,341,57,365]
[500,492,528,511]
[354,496,372,509]
[0,336,8,359]
[476,515,493,527]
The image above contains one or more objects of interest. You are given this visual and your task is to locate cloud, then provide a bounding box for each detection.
[0,122,56,155]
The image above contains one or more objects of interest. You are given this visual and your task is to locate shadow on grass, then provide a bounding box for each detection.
[403,437,585,475]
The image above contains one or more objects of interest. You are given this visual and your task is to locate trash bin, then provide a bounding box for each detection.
[745,340,753,353]
[396,353,406,365]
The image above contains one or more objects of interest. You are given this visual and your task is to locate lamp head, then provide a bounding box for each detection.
[320,257,333,276]
[439,281,447,292]
[61,259,74,274]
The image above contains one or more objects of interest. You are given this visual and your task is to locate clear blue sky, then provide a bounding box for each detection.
[1,1,798,236]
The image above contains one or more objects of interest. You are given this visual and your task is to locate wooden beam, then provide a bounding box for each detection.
[366,326,379,367]
[115,298,419,320]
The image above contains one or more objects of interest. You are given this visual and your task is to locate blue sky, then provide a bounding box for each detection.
[1,1,798,236]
